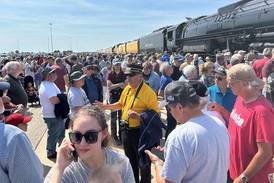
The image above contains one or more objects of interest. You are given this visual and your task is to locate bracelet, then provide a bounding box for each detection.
[240,173,249,183]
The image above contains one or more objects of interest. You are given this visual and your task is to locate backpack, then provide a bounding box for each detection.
[54,93,70,119]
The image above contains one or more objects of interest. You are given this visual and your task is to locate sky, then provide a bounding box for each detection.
[0,0,238,53]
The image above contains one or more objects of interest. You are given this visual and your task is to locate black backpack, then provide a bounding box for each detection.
[54,93,70,119]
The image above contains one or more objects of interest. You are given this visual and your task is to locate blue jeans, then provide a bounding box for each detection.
[44,118,65,156]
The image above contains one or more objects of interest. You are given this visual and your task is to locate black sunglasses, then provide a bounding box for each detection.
[69,129,102,144]
[215,76,223,81]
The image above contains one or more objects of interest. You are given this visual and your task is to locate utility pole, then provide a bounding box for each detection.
[49,23,53,53]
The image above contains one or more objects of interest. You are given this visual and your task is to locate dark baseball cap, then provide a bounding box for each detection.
[189,81,208,97]
[214,66,227,76]
[124,64,143,76]
[160,81,198,107]
[69,71,86,82]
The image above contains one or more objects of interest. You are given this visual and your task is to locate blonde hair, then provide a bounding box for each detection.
[201,61,214,74]
[159,62,171,74]
[4,61,21,74]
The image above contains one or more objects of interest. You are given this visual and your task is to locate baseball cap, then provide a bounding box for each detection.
[0,81,10,91]
[69,71,86,82]
[5,113,32,126]
[173,55,184,62]
[41,67,56,78]
[112,58,122,66]
[238,50,246,55]
[228,63,264,87]
[160,81,198,108]
[189,81,208,97]
[124,64,143,76]
[214,66,227,76]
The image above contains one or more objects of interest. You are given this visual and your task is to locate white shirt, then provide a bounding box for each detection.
[24,62,34,77]
[39,81,61,118]
[67,87,90,118]
[162,114,229,183]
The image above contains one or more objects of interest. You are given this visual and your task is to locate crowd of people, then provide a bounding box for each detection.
[0,48,274,183]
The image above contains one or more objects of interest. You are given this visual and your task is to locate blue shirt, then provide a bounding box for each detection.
[208,84,237,113]
[84,76,99,103]
[160,75,173,91]
[0,123,44,183]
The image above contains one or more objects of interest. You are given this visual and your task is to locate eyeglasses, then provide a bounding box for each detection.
[166,102,178,112]
[69,129,102,144]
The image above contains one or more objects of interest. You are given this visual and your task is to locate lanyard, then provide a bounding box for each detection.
[122,81,144,121]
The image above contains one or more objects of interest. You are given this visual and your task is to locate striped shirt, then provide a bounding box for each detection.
[0,123,44,183]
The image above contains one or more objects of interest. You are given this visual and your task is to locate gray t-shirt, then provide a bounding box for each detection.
[67,87,90,118]
[161,114,229,183]
[44,148,135,183]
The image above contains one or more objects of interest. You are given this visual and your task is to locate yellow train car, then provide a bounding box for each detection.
[118,43,127,54]
[113,44,120,54]
[126,40,139,53]
[105,47,112,54]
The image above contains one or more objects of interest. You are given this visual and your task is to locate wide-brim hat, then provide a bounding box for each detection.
[69,71,86,82]
[41,67,56,78]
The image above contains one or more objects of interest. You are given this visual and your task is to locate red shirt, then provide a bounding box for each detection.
[228,96,274,183]
[52,64,67,92]
[262,60,274,78]
[252,57,271,79]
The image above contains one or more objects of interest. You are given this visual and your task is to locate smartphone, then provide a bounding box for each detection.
[70,144,78,162]
[151,147,165,161]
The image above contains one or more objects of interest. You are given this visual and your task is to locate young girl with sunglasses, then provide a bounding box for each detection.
[44,105,135,183]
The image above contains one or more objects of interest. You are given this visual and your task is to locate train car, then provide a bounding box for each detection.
[179,0,274,53]
[102,47,112,54]
[126,40,139,53]
[118,43,127,54]
[139,26,171,52]
[166,23,186,51]
[112,44,120,54]
[104,0,274,54]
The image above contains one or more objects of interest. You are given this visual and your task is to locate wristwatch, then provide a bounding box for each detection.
[240,173,249,183]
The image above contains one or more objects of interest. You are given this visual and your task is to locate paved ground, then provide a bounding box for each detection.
[25,105,167,182]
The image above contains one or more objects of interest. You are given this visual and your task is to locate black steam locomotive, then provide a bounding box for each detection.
[101,0,274,54]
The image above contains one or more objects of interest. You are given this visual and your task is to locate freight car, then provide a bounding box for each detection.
[126,40,139,53]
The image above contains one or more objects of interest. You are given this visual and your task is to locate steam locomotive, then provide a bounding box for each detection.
[99,0,274,54]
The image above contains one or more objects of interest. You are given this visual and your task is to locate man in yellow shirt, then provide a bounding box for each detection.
[96,63,160,183]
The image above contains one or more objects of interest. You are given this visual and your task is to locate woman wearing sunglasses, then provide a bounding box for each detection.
[44,105,135,183]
